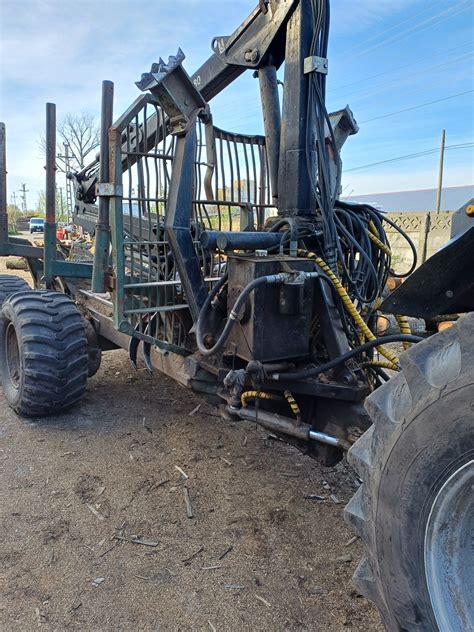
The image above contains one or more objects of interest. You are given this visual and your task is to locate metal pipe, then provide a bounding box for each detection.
[92,80,114,293]
[43,103,57,287]
[45,103,56,224]
[0,123,8,245]
[236,406,349,449]
[237,407,310,441]
[309,429,349,449]
[200,230,282,251]
[258,65,281,205]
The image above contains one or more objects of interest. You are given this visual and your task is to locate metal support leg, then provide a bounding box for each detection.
[43,103,57,288]
[258,65,281,206]
[165,118,208,321]
[0,123,8,248]
[277,0,315,217]
[92,80,114,293]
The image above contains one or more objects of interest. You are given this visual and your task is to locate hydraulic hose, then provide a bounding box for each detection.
[284,390,301,422]
[365,360,399,371]
[196,273,288,357]
[270,334,423,382]
[197,270,325,357]
[395,314,412,350]
[299,249,400,369]
[368,222,392,257]
[195,272,228,354]
[269,218,299,256]
[241,390,279,407]
[241,389,301,423]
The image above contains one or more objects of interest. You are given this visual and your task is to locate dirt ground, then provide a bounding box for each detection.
[0,257,383,631]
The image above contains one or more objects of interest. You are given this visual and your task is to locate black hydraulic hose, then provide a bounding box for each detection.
[269,218,299,256]
[378,211,418,276]
[270,334,424,381]
[196,274,277,357]
[197,270,330,357]
[195,273,228,354]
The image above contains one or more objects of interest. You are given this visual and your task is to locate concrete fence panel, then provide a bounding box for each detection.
[385,211,452,272]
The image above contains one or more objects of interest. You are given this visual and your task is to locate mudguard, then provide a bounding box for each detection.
[381,225,474,319]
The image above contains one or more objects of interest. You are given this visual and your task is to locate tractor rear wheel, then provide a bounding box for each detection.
[0,274,29,308]
[0,290,89,416]
[345,313,474,632]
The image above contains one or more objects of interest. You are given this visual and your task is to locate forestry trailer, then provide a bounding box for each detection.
[0,1,472,629]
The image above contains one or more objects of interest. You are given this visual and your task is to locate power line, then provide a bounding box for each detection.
[344,52,473,106]
[358,90,474,124]
[330,41,473,94]
[330,51,473,104]
[344,143,474,173]
[214,49,473,129]
[343,1,471,63]
[333,1,445,60]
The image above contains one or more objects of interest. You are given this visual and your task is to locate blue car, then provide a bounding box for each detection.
[29,217,45,233]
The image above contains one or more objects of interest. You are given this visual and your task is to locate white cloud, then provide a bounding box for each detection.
[1,0,472,207]
[330,0,426,34]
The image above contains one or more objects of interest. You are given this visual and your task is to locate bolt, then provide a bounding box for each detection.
[203,333,215,347]
[340,370,356,386]
[118,320,131,333]
[244,48,260,63]
[446,290,454,298]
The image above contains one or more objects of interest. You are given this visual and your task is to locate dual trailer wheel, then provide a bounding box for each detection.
[0,275,89,416]
[0,276,472,630]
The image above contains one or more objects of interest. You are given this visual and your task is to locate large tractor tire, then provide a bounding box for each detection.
[345,313,474,632]
[0,274,29,308]
[0,290,89,417]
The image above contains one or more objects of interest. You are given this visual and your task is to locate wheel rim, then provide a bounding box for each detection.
[5,322,21,389]
[424,459,474,632]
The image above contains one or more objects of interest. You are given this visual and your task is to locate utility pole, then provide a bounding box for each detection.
[11,191,18,208]
[58,186,65,222]
[63,142,73,221]
[20,183,29,213]
[435,129,445,213]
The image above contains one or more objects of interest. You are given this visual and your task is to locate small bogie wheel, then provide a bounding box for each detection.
[0,274,29,309]
[83,318,102,378]
[0,290,89,417]
[345,313,474,631]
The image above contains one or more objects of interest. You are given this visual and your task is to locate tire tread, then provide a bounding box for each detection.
[0,289,88,417]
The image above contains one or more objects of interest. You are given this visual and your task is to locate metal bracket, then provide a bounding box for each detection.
[97,183,123,197]
[304,56,328,75]
[136,49,207,134]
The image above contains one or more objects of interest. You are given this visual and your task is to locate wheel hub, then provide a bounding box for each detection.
[424,459,474,632]
[5,322,21,389]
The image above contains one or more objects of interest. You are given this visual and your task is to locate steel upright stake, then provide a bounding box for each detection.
[43,103,57,288]
[0,123,8,246]
[92,80,114,293]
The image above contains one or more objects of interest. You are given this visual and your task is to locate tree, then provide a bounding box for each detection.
[35,189,68,222]
[39,111,100,173]
[6,204,22,233]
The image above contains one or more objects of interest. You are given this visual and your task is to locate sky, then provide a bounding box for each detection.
[0,0,473,210]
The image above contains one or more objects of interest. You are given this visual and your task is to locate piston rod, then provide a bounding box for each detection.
[236,407,350,450]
